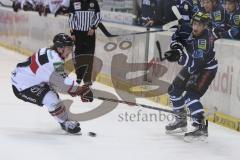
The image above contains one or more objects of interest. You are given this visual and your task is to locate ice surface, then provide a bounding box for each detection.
[0,47,239,160]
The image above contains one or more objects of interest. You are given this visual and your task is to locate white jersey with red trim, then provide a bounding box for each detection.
[11,47,76,92]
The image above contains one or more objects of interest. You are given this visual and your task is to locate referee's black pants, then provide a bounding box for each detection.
[72,30,96,85]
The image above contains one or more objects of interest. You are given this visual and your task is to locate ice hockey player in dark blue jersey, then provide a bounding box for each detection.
[140,0,158,26]
[213,0,240,40]
[164,12,217,141]
[202,0,229,29]
[170,0,196,49]
[192,0,203,12]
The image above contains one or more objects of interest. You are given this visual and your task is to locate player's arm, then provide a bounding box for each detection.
[51,61,85,95]
[178,49,205,74]
[49,60,93,102]
[164,48,205,74]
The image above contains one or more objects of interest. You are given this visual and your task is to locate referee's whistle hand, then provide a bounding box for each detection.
[87,29,95,36]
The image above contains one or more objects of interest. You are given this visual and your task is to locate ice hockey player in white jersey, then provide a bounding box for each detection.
[44,0,69,16]
[11,33,93,134]
[12,0,45,12]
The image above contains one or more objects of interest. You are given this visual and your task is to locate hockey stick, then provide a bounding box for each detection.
[156,40,166,61]
[98,22,167,38]
[85,95,217,118]
[112,28,166,37]
[0,1,12,8]
[171,6,183,21]
[90,95,180,114]
[98,22,118,37]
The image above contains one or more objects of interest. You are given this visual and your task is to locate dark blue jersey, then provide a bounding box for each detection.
[210,3,230,29]
[178,29,218,74]
[222,8,240,40]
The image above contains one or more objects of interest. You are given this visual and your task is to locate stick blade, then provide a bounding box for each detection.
[171,6,182,20]
[156,41,165,61]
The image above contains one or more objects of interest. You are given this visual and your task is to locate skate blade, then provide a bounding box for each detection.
[165,127,187,135]
[183,135,208,143]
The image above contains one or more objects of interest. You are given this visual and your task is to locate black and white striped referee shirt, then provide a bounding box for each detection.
[63,0,101,31]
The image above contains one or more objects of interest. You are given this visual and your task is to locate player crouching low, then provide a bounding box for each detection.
[11,33,93,134]
[163,12,218,141]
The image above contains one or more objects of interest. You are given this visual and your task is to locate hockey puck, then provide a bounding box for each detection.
[88,132,97,137]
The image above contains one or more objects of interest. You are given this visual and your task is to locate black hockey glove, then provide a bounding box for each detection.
[178,18,184,26]
[35,4,44,16]
[212,27,225,39]
[12,1,21,12]
[170,41,184,50]
[22,1,34,11]
[164,49,182,62]
[43,5,50,17]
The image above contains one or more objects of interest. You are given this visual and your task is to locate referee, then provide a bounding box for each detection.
[63,0,101,85]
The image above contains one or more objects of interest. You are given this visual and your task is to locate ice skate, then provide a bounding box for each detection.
[184,120,208,142]
[165,111,187,135]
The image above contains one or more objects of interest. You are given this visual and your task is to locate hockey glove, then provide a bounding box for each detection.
[35,4,44,16]
[22,1,34,11]
[43,5,50,17]
[212,27,225,39]
[170,41,184,50]
[164,49,182,62]
[178,18,184,26]
[12,1,21,12]
[68,85,90,97]
[80,87,93,102]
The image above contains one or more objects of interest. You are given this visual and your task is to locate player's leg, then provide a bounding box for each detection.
[183,91,207,139]
[184,69,217,139]
[42,91,81,134]
[165,67,190,134]
[12,83,80,134]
